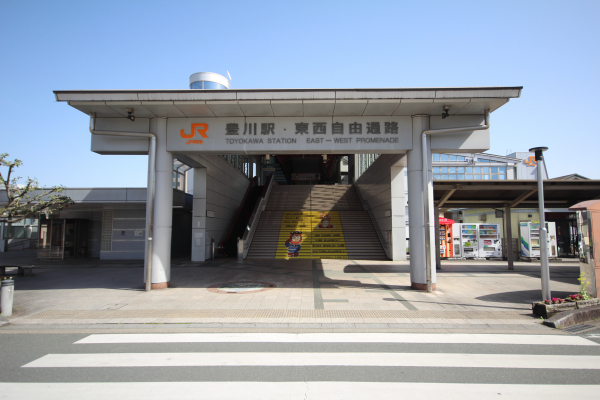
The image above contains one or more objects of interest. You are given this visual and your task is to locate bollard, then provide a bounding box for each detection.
[1,278,15,317]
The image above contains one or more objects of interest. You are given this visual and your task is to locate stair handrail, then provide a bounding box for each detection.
[353,184,391,258]
[241,175,276,259]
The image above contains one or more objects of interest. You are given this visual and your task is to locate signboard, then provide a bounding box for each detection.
[166,117,413,154]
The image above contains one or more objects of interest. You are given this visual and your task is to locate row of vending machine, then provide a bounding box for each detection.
[438,219,558,259]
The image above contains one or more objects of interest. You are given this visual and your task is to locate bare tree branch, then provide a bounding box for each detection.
[0,153,73,224]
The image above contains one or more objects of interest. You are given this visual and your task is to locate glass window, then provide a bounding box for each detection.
[441,167,448,173]
[499,166,506,173]
[203,81,220,89]
[474,167,481,173]
[219,84,227,89]
[466,174,473,180]
[441,154,448,161]
[491,167,498,173]
[492,175,499,180]
[457,167,464,173]
[466,167,473,173]
[457,155,465,161]
[449,155,457,161]
[499,174,507,180]
[449,167,456,173]
[449,174,457,179]
[474,175,481,180]
[434,175,441,180]
[482,167,489,173]
[458,174,465,180]
[433,167,440,173]
[441,175,449,180]
[483,175,490,180]
[190,81,203,89]
[433,154,440,161]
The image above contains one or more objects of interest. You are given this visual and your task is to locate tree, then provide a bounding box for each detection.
[0,153,73,224]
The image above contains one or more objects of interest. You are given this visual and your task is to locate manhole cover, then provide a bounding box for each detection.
[208,281,276,294]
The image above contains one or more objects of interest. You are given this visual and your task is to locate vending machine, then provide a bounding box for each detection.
[546,222,558,258]
[478,223,502,257]
[520,221,541,257]
[452,224,462,257]
[520,221,558,258]
[547,222,558,258]
[460,224,479,258]
[439,218,454,258]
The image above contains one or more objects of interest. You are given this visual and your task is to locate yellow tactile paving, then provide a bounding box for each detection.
[275,211,348,259]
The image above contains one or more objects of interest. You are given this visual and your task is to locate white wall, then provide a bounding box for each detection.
[354,154,406,259]
[189,154,251,261]
[508,151,549,180]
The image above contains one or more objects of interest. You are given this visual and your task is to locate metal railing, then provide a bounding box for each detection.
[6,239,38,252]
[354,184,391,259]
[241,175,276,259]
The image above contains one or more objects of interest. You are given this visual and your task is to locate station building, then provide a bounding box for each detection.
[6,72,595,291]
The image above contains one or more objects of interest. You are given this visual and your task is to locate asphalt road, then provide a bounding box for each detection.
[1,331,599,399]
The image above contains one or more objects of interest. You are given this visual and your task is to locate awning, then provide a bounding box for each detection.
[53,87,522,118]
[434,180,600,209]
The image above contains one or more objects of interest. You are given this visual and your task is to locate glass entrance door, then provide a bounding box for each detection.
[38,219,65,259]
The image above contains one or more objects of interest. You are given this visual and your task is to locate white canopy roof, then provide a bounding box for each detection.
[54,87,522,118]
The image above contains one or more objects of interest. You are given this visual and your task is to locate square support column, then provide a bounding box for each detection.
[505,206,514,270]
[407,115,436,290]
[149,118,173,289]
[391,164,407,261]
[192,167,207,262]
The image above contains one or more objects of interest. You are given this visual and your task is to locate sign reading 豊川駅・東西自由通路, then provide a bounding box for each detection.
[166,117,413,154]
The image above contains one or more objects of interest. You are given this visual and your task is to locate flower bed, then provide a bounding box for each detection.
[533,273,599,319]
[532,298,599,319]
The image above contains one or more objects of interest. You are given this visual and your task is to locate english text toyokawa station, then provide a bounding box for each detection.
[52,72,523,290]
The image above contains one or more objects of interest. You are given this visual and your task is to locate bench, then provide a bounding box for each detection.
[0,266,33,276]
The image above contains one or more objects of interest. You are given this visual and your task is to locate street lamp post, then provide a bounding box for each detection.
[529,147,551,301]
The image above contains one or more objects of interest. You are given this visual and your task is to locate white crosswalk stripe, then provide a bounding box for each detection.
[22,351,600,369]
[5,333,600,399]
[1,382,599,400]
[74,332,600,345]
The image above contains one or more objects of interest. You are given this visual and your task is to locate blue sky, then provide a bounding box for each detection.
[1,0,599,187]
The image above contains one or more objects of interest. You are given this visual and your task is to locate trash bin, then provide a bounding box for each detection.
[1,278,14,317]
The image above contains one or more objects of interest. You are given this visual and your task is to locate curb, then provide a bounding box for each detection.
[543,305,600,329]
[0,315,11,328]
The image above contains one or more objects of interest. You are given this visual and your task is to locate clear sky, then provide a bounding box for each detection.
[1,0,599,187]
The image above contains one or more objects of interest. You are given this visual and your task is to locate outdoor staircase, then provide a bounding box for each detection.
[246,185,387,260]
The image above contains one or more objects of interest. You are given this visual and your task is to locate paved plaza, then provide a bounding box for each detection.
[0,251,582,333]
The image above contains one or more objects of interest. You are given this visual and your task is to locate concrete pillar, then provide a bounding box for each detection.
[348,155,355,184]
[505,206,514,270]
[435,208,441,270]
[191,167,207,262]
[151,118,173,289]
[407,115,435,290]
[391,163,407,261]
[0,223,5,252]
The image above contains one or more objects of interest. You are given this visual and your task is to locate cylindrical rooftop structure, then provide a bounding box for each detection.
[189,72,230,89]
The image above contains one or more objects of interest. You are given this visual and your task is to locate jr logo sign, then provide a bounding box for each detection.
[524,156,537,166]
[181,123,209,144]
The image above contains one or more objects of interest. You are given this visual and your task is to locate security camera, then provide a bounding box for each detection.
[126,108,135,122]
[442,106,450,119]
